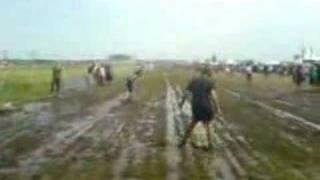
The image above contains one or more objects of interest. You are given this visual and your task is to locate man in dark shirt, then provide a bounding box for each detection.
[51,64,62,93]
[126,74,139,101]
[179,70,222,149]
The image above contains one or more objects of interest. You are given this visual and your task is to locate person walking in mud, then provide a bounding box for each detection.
[104,64,113,83]
[134,66,144,77]
[51,63,63,94]
[124,65,144,101]
[293,65,305,87]
[245,65,253,82]
[263,65,269,77]
[178,68,223,149]
[125,74,140,102]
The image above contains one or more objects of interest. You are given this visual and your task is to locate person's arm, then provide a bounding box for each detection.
[179,90,190,108]
[210,89,223,116]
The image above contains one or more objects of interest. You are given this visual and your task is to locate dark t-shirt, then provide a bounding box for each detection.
[186,76,215,109]
[126,76,135,92]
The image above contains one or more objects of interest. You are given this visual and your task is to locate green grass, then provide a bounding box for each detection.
[136,70,166,103]
[0,65,86,106]
[0,63,136,106]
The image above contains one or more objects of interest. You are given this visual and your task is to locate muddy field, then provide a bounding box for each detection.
[0,67,319,180]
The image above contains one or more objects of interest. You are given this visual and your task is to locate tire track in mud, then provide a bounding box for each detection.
[0,110,46,150]
[0,93,126,175]
[106,76,183,180]
[95,75,166,180]
[111,132,149,180]
[222,88,319,179]
[166,79,246,180]
[225,89,320,132]
[0,76,96,152]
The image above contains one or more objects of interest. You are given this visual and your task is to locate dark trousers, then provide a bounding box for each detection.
[51,78,61,93]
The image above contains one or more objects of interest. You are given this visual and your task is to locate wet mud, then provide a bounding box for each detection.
[1,73,319,180]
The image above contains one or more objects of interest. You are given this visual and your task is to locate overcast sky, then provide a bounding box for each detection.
[0,0,320,60]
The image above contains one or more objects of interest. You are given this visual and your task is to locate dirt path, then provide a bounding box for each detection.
[1,74,166,179]
[1,73,247,180]
[0,77,123,175]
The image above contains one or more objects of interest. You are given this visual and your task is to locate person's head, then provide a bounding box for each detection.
[199,65,212,77]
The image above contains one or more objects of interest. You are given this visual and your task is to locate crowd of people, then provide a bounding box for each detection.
[87,63,113,86]
[50,62,145,103]
[50,62,114,94]
[219,63,320,87]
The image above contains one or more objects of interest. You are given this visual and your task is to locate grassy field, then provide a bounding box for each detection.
[0,62,136,106]
[0,65,85,106]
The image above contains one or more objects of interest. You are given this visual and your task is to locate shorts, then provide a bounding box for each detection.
[127,84,133,93]
[192,104,214,122]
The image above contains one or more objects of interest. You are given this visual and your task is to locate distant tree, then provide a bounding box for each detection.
[238,59,254,66]
[246,59,255,65]
[109,54,132,61]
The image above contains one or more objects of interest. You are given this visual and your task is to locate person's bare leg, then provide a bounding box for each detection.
[203,121,213,149]
[128,91,133,101]
[179,120,198,147]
